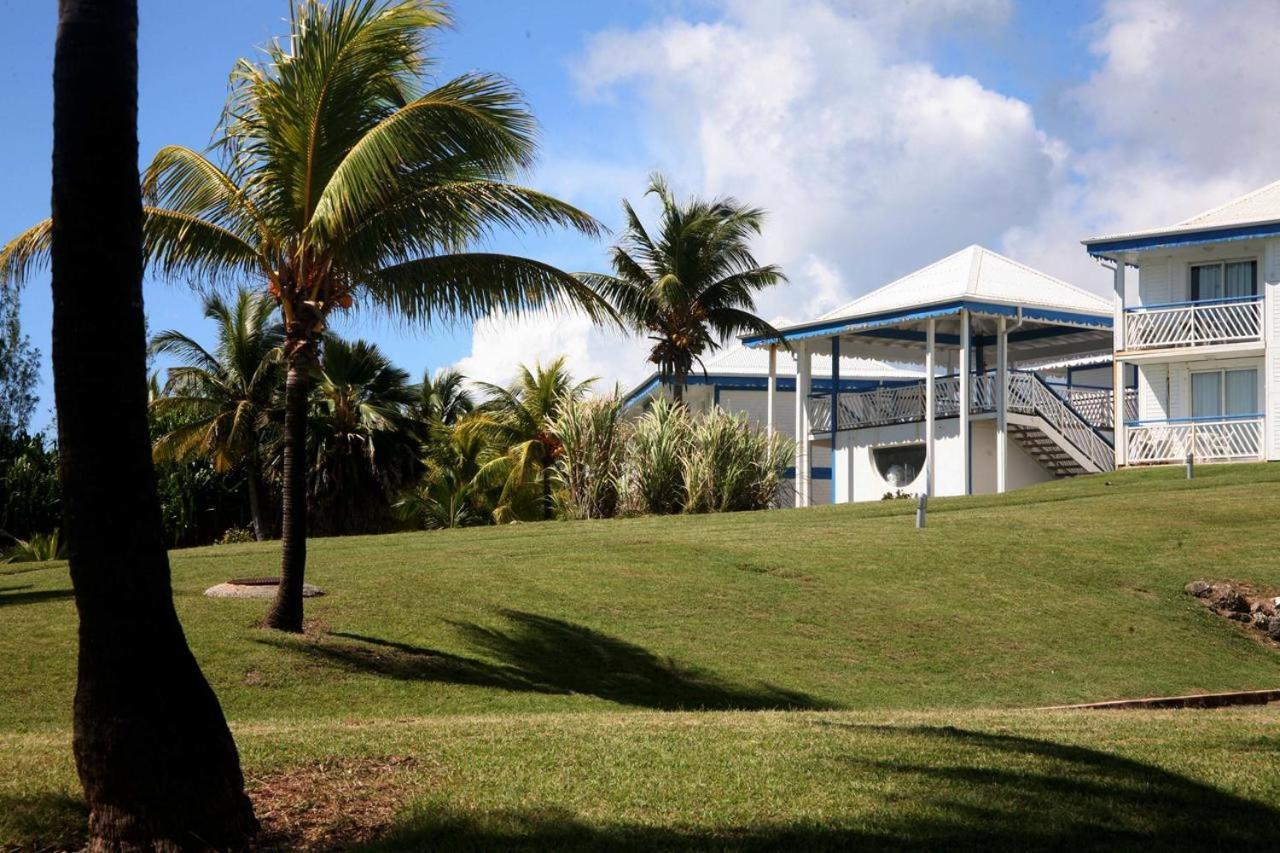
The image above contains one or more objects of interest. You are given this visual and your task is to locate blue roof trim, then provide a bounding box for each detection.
[1086,221,1280,256]
[742,299,1110,347]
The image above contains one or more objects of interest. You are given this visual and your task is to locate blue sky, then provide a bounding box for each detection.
[5,0,1279,433]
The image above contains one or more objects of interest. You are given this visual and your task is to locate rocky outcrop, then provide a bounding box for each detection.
[1186,580,1279,645]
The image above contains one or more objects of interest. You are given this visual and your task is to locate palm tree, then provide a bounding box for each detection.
[150,289,283,541]
[303,336,424,535]
[0,0,611,632]
[397,422,489,529]
[467,357,593,521]
[46,0,255,844]
[414,366,475,426]
[581,174,785,404]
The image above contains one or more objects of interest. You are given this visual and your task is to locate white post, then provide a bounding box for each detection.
[996,316,1008,493]
[959,309,971,495]
[1112,357,1127,467]
[1112,259,1127,467]
[925,318,936,497]
[799,344,813,507]
[766,344,777,437]
[793,341,805,507]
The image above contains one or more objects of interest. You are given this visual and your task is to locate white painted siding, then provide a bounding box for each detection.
[1267,238,1280,459]
[1138,364,1169,421]
[1137,257,1172,307]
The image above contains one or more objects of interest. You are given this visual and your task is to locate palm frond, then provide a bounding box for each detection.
[0,219,52,286]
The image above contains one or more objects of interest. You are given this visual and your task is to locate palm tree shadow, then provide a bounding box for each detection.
[448,610,831,711]
[359,724,1280,852]
[264,610,831,711]
[0,585,75,608]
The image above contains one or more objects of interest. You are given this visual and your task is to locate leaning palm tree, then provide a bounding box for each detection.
[581,174,785,404]
[303,336,425,535]
[150,289,283,541]
[0,0,610,632]
[466,357,593,522]
[414,367,475,426]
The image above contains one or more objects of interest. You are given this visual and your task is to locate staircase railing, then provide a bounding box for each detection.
[1007,372,1115,472]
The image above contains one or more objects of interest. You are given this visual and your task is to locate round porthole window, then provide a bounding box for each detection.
[872,444,925,488]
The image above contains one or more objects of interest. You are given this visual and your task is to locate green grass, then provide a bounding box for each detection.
[3,463,1280,847]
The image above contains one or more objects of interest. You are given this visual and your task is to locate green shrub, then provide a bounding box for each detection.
[551,394,628,520]
[684,407,792,513]
[1,529,66,563]
[618,398,690,516]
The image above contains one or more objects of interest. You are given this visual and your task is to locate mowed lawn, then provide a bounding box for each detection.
[3,463,1280,848]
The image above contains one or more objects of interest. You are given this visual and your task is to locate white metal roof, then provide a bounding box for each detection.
[815,244,1111,322]
[1085,179,1280,244]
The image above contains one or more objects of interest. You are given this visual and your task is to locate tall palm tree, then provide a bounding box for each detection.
[466,357,593,521]
[1,0,611,632]
[150,289,283,540]
[414,366,475,426]
[47,0,255,844]
[304,335,424,534]
[581,174,785,404]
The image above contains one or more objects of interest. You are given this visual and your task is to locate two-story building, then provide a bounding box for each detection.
[1085,180,1280,467]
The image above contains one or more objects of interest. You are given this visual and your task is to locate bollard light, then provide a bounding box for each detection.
[916,493,928,528]
[1186,452,1194,480]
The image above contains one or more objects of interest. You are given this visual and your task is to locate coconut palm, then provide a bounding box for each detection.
[581,174,785,404]
[396,423,489,529]
[303,335,424,535]
[45,0,256,842]
[466,357,594,522]
[150,290,283,540]
[0,0,610,632]
[414,367,475,426]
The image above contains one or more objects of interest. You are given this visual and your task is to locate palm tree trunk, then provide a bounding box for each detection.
[50,0,256,846]
[542,467,553,521]
[672,368,687,406]
[265,343,312,632]
[246,445,266,541]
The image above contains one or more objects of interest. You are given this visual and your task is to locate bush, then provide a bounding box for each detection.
[684,407,792,513]
[1,529,66,564]
[618,398,690,516]
[551,394,628,520]
[0,432,61,542]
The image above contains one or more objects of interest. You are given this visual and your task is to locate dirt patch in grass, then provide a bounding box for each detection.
[249,755,425,850]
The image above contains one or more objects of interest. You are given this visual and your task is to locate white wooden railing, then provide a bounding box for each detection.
[1125,416,1264,464]
[809,371,1116,472]
[1124,296,1263,351]
[1049,385,1137,430]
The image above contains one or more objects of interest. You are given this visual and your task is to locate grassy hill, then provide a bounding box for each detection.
[3,463,1280,847]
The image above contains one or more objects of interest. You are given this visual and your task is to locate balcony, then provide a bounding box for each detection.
[1125,415,1264,464]
[1123,296,1263,352]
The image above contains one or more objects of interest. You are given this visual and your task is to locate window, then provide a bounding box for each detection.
[1191,368,1258,418]
[872,444,925,487]
[1191,260,1256,301]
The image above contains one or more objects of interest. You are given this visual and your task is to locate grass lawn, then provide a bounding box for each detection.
[3,463,1280,847]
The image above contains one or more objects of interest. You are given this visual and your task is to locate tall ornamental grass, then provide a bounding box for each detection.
[551,395,628,520]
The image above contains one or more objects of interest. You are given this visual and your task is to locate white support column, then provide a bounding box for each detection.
[1111,259,1127,467]
[925,318,936,497]
[798,344,813,507]
[1112,357,1127,468]
[766,344,777,437]
[959,309,971,495]
[996,316,1008,494]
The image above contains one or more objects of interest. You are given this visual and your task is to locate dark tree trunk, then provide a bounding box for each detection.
[265,344,312,632]
[541,467,553,521]
[246,447,266,542]
[672,368,687,406]
[50,0,257,847]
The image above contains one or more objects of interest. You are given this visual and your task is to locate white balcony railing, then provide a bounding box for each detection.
[1125,416,1264,464]
[1124,296,1263,351]
[1049,384,1137,430]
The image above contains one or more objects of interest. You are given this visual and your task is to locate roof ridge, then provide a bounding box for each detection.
[965,244,984,295]
[1177,178,1280,226]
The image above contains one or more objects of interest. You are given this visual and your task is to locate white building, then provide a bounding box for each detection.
[1085,180,1280,467]
[624,343,921,504]
[741,245,1127,504]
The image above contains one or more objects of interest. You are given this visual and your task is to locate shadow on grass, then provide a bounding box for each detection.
[262,610,830,711]
[360,724,1280,852]
[0,792,87,850]
[0,585,74,608]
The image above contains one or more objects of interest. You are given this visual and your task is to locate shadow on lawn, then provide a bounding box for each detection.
[263,610,829,711]
[0,584,75,608]
[359,724,1280,852]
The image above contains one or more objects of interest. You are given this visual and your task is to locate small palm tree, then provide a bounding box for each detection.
[466,357,593,521]
[397,423,489,529]
[414,367,475,426]
[150,290,283,541]
[0,0,612,631]
[581,174,785,404]
[304,336,424,535]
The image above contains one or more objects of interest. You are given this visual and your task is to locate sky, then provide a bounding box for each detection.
[5,0,1280,433]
